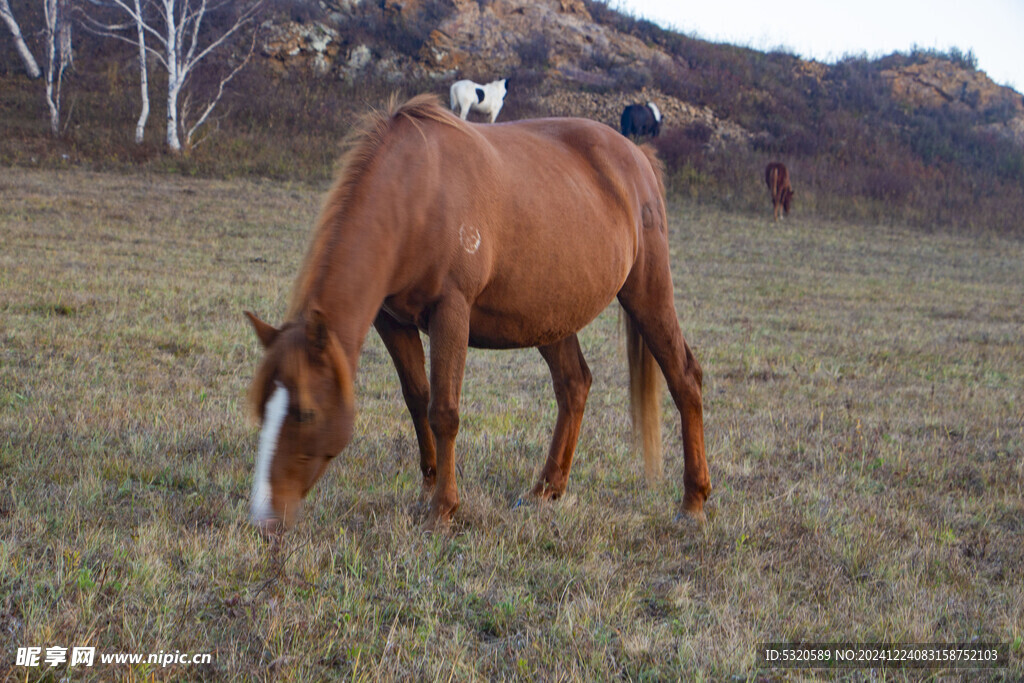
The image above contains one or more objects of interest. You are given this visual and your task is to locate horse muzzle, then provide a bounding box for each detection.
[250,497,302,536]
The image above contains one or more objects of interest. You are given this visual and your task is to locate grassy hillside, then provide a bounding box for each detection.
[2,167,1022,679]
[2,0,1024,232]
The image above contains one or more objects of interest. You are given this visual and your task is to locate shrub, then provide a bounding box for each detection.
[652,127,705,173]
[516,34,552,70]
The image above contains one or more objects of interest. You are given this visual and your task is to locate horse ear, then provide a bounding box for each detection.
[306,308,355,406]
[245,311,279,348]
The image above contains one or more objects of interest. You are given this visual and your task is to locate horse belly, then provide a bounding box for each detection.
[467,246,631,348]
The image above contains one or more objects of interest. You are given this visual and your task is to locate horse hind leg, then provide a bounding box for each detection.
[532,335,592,500]
[769,172,780,222]
[618,259,711,518]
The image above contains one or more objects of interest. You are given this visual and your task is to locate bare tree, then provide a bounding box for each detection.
[43,0,73,134]
[1,0,42,78]
[81,0,150,142]
[85,0,259,152]
[130,0,148,142]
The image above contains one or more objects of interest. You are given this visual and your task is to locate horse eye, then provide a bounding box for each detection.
[289,406,316,424]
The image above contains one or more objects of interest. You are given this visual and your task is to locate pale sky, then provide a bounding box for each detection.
[613,0,1024,92]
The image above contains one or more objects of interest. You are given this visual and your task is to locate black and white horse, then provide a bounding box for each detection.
[620,102,662,138]
[450,78,508,123]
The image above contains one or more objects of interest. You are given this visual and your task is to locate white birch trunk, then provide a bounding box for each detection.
[163,0,181,152]
[43,0,67,135]
[166,77,181,151]
[0,0,41,79]
[132,0,149,143]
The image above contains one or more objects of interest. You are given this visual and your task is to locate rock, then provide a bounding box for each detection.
[261,21,340,75]
[881,58,1023,115]
[980,117,1024,147]
[558,0,590,19]
[383,0,420,13]
[346,44,372,71]
[881,58,1024,148]
[421,29,466,71]
[423,0,671,77]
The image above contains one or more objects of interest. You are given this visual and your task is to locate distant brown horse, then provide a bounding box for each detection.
[765,161,794,221]
[245,94,710,532]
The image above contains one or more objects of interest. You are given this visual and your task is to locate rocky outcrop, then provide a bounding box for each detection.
[881,58,1024,147]
[420,0,671,76]
[881,58,1024,115]
[254,1,1024,152]
[792,59,828,85]
[980,117,1024,147]
[257,0,749,142]
[261,20,339,75]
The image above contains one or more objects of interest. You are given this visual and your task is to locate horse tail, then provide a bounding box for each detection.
[624,310,663,483]
[638,144,666,201]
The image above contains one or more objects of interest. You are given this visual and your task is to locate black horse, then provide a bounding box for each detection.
[620,102,662,138]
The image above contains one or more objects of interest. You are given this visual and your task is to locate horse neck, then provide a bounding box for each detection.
[297,210,398,369]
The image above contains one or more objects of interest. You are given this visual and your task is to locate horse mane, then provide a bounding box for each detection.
[287,93,464,318]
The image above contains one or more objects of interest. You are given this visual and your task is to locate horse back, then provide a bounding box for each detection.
[368,112,663,346]
[482,117,661,239]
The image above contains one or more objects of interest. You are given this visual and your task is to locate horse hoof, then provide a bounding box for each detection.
[674,509,706,531]
[422,500,458,533]
[676,496,709,527]
[530,480,565,502]
[422,514,453,534]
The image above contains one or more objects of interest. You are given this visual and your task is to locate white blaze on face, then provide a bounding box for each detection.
[251,382,288,523]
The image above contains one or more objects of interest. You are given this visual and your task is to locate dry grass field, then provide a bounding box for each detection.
[1,166,1022,681]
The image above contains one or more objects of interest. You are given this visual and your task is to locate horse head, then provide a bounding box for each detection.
[245,308,355,533]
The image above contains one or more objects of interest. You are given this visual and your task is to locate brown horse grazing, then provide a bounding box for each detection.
[245,94,710,532]
[765,161,794,221]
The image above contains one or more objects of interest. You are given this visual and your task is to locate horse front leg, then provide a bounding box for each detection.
[425,296,471,530]
[373,311,436,496]
[532,335,592,500]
